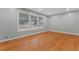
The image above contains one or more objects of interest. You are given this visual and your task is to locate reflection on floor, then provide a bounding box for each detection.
[0,31,79,51]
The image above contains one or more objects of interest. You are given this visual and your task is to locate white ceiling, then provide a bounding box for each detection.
[28,8,79,16]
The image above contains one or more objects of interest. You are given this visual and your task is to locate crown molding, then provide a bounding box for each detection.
[17,8,79,17]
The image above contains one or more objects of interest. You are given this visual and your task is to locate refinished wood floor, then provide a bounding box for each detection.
[0,31,79,51]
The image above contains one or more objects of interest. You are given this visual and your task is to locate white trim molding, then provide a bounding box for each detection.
[49,30,79,36]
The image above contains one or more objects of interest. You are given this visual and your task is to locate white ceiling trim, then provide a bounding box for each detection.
[27,8,79,16]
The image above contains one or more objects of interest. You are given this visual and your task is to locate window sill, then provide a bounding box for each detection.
[17,27,44,32]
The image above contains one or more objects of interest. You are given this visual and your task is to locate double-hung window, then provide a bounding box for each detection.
[17,12,29,31]
[38,17,44,28]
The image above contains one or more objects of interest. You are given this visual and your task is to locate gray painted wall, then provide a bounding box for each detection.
[2,8,79,41]
[0,8,48,40]
[48,11,79,34]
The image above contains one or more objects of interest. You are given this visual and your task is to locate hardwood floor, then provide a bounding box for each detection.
[0,31,79,51]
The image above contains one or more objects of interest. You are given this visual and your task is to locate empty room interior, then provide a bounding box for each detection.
[0,8,79,51]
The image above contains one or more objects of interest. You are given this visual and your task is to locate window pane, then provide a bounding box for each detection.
[31,15,37,27]
[19,12,29,25]
[38,17,43,27]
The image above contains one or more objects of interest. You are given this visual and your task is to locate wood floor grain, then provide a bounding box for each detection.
[0,31,79,51]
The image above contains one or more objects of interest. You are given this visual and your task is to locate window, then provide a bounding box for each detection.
[38,17,44,27]
[17,11,44,32]
[19,12,29,25]
[18,12,29,31]
[30,15,37,27]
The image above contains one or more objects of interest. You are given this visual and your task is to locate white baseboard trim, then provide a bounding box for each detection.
[49,30,79,36]
[0,31,46,42]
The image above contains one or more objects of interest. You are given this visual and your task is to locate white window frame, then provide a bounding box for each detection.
[30,15,38,30]
[17,10,45,32]
[17,10,30,32]
[37,16,44,29]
